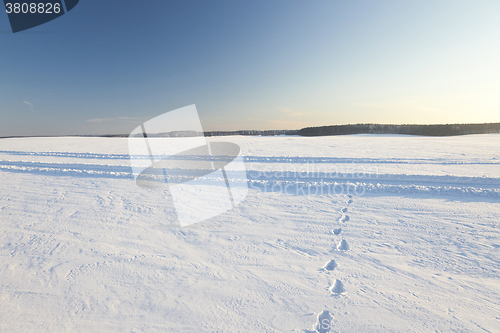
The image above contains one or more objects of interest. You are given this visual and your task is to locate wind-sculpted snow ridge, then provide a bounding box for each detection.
[0,160,134,179]
[0,160,133,174]
[246,172,500,198]
[1,159,499,197]
[0,162,226,184]
[0,150,133,160]
[245,170,500,187]
[249,179,500,198]
[2,150,499,165]
[244,156,500,165]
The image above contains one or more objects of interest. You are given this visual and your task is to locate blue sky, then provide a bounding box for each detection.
[1,0,499,136]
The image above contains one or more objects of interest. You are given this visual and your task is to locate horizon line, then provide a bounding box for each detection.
[2,121,500,139]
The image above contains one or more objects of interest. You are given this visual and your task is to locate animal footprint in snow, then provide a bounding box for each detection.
[337,239,349,251]
[322,259,337,271]
[339,215,350,222]
[329,279,345,294]
[332,228,342,235]
[341,207,348,213]
[302,310,333,333]
[315,310,333,333]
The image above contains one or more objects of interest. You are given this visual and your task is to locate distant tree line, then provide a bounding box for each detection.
[298,123,500,137]
[204,130,299,137]
[128,130,301,137]
[4,123,498,139]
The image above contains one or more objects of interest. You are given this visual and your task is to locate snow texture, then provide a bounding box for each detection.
[329,279,345,294]
[1,134,499,332]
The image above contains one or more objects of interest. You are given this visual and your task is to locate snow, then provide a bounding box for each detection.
[329,280,345,295]
[337,239,350,251]
[0,134,499,332]
[322,260,337,271]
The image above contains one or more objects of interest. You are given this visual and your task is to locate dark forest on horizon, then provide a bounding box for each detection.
[206,122,500,137]
[2,122,500,138]
[297,122,500,137]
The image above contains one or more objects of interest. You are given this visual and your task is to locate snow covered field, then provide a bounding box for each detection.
[0,134,499,332]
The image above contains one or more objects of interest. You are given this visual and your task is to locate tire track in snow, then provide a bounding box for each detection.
[2,150,500,166]
[1,159,499,201]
